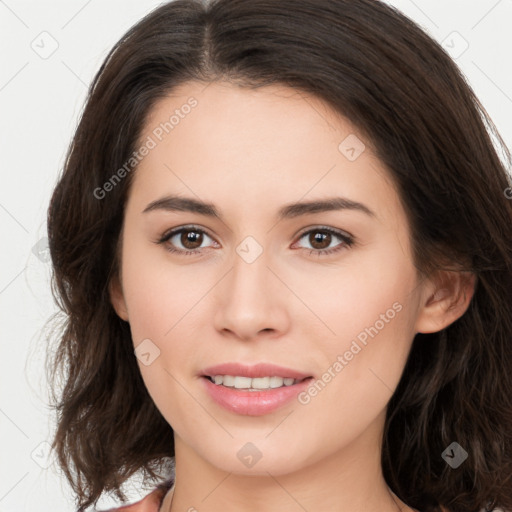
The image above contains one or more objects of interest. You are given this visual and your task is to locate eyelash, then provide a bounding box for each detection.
[156,225,355,257]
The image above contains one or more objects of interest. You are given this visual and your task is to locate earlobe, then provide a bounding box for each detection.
[415,270,476,334]
[109,274,129,321]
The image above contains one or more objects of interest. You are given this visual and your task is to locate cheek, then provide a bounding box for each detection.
[300,244,418,415]
[120,247,206,423]
[291,295,415,456]
[120,236,210,343]
[293,237,416,352]
[119,237,214,406]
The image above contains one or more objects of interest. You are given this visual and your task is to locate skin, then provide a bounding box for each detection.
[110,81,475,512]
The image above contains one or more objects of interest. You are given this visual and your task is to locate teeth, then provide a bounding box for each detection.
[209,375,300,389]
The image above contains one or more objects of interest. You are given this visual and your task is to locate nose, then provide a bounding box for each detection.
[213,246,290,341]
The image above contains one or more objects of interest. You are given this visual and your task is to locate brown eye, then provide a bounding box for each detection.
[158,226,217,255]
[180,229,204,249]
[308,231,332,250]
[294,227,354,256]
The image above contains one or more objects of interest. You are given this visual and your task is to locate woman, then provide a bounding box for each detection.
[46,0,512,511]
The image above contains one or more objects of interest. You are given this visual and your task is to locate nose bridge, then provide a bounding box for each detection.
[213,236,289,338]
[229,238,274,307]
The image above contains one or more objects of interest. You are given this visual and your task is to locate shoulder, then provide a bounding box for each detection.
[103,481,172,512]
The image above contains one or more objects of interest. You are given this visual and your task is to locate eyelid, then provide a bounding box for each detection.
[158,224,218,246]
[291,225,354,252]
[295,224,352,240]
[159,223,211,238]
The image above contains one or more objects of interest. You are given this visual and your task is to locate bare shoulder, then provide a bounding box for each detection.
[103,487,166,512]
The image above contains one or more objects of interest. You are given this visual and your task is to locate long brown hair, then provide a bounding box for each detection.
[46,1,512,511]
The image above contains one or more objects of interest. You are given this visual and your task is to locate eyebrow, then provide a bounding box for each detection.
[142,195,376,220]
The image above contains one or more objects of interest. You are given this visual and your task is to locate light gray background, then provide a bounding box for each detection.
[1,1,511,511]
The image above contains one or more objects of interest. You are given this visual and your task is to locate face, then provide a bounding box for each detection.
[110,81,436,477]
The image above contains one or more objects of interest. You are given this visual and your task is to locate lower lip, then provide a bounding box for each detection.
[201,376,313,416]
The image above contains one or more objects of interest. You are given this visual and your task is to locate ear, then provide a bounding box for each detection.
[109,273,129,321]
[415,269,476,334]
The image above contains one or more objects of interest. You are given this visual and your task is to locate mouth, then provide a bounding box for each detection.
[202,374,312,391]
[199,363,314,416]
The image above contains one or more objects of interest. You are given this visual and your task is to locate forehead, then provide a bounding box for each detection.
[130,80,403,229]
[142,81,361,160]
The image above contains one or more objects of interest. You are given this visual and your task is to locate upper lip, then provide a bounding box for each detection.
[201,362,312,380]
